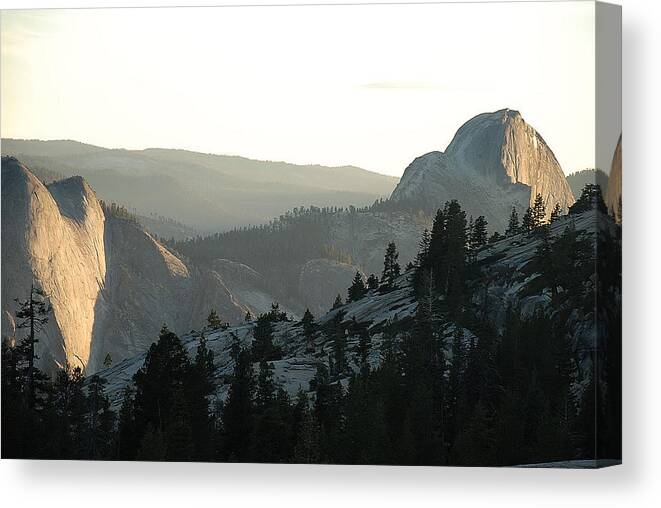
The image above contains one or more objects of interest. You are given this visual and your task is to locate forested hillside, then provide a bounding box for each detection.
[1,139,398,232]
[2,185,621,466]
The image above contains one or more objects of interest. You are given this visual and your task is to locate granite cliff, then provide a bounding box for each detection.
[1,157,284,373]
[391,109,575,231]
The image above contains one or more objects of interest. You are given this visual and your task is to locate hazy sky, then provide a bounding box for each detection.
[1,2,596,176]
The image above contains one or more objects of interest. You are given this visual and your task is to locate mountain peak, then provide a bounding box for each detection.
[391,109,575,231]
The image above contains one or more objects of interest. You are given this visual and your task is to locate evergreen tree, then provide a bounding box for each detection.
[416,229,431,267]
[301,308,317,353]
[132,325,196,460]
[1,340,25,458]
[347,271,367,302]
[535,224,558,301]
[328,311,348,376]
[206,309,225,330]
[244,310,253,322]
[446,327,466,449]
[521,207,534,233]
[47,364,87,459]
[443,200,468,314]
[117,386,138,460]
[310,360,344,462]
[505,206,520,236]
[251,359,290,461]
[569,183,608,214]
[532,193,547,227]
[84,374,115,459]
[550,203,563,223]
[103,353,113,369]
[222,342,254,461]
[251,314,283,362]
[350,317,372,379]
[366,274,380,291]
[421,207,448,287]
[470,216,488,250]
[266,302,288,322]
[381,242,401,290]
[188,335,216,460]
[14,284,51,408]
[331,294,343,310]
[292,391,320,463]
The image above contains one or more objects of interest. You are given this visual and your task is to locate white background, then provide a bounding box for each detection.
[1,1,659,507]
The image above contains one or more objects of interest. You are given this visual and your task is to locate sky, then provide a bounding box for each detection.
[1,2,597,177]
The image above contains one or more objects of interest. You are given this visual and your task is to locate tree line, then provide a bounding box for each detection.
[2,184,620,464]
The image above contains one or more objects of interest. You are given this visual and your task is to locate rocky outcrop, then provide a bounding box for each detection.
[298,259,363,316]
[1,157,282,373]
[605,136,622,223]
[96,208,609,411]
[327,211,429,276]
[2,157,107,371]
[391,109,575,232]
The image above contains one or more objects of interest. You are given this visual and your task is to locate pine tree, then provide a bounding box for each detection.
[301,308,317,353]
[117,385,138,460]
[532,193,547,228]
[521,207,534,233]
[505,206,520,236]
[467,216,474,252]
[266,302,288,322]
[402,265,446,464]
[292,391,320,463]
[222,342,254,461]
[470,216,488,250]
[381,242,401,290]
[1,340,26,458]
[331,294,343,310]
[535,224,558,301]
[84,374,115,459]
[310,359,344,462]
[206,309,224,330]
[347,271,367,302]
[446,326,466,448]
[328,311,348,376]
[550,203,563,223]
[366,274,379,291]
[14,284,51,408]
[102,353,112,369]
[416,229,431,267]
[443,200,468,314]
[132,326,193,458]
[188,334,216,460]
[251,314,283,362]
[250,359,282,461]
[569,183,608,215]
[244,310,253,322]
[48,363,86,459]
[350,317,372,379]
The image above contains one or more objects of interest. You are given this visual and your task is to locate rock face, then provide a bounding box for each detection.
[2,157,106,371]
[327,211,429,276]
[605,136,622,223]
[298,259,363,316]
[1,157,283,373]
[391,109,575,232]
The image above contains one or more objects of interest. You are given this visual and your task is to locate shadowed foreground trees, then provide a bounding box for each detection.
[1,189,620,465]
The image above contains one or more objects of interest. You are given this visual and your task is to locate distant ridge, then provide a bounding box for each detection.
[1,138,399,232]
